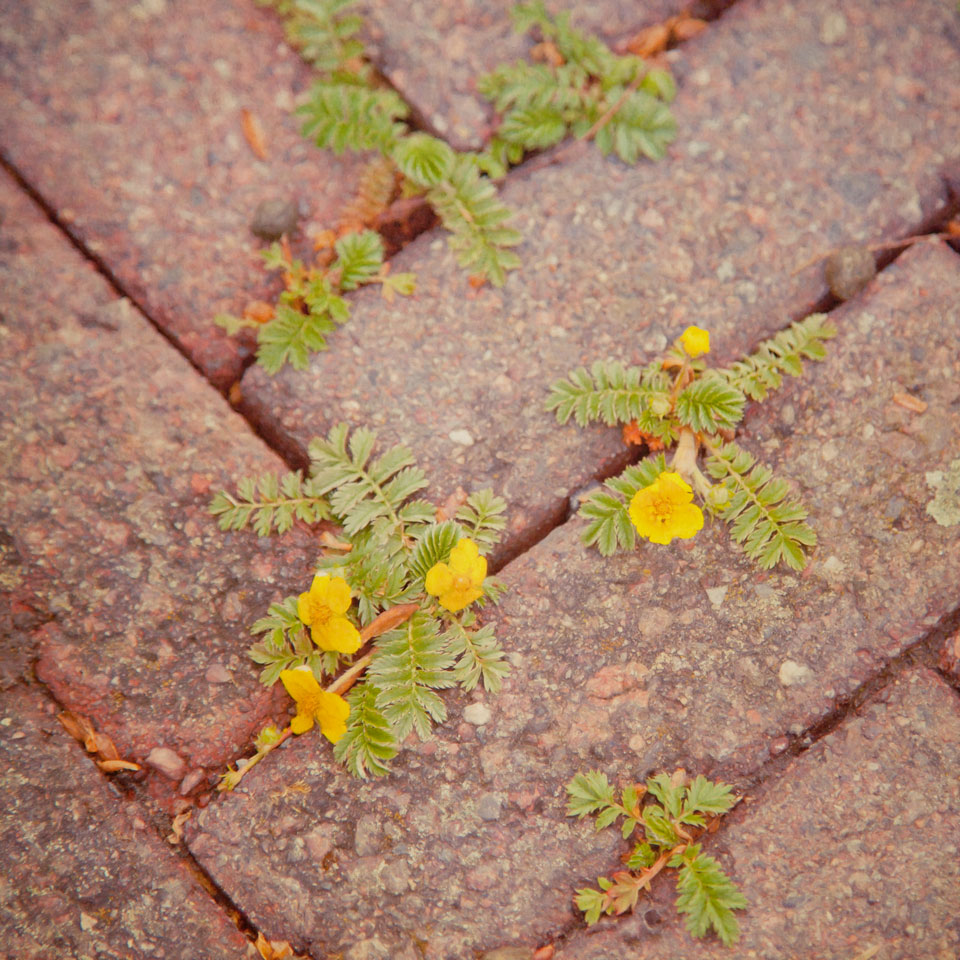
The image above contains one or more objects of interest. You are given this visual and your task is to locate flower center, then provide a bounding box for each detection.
[307,597,332,626]
[452,572,473,592]
[650,493,676,524]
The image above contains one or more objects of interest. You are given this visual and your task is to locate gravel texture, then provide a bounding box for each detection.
[553,669,960,960]
[188,241,960,958]
[0,0,362,389]
[240,0,960,567]
[0,684,252,959]
[0,170,319,811]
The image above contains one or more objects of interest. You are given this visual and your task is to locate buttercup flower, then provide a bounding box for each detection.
[679,325,710,358]
[628,471,704,545]
[425,537,487,612]
[298,574,361,654]
[280,666,350,742]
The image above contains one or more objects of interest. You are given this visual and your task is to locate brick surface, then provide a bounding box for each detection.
[0,0,362,389]
[189,242,960,958]
[360,0,723,151]
[553,669,960,960]
[240,0,960,566]
[0,683,252,960]
[0,170,319,810]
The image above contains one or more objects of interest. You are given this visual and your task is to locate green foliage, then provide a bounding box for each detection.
[568,769,745,945]
[334,230,384,290]
[213,424,511,777]
[368,612,457,740]
[706,441,816,571]
[478,2,677,165]
[455,489,508,547]
[334,683,398,777]
[550,320,829,570]
[209,471,330,535]
[259,0,367,76]
[672,845,749,946]
[299,83,409,153]
[426,156,523,286]
[578,455,667,556]
[392,132,456,188]
[713,314,836,401]
[545,360,672,429]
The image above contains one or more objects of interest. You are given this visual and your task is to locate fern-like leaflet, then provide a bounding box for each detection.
[209,471,330,535]
[706,441,816,571]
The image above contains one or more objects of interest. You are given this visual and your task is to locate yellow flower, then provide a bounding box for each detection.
[297,574,361,654]
[280,666,350,742]
[425,537,487,612]
[679,325,710,357]
[628,471,704,545]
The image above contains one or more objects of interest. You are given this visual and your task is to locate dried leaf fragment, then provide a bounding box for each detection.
[167,810,192,845]
[97,759,141,773]
[243,300,275,325]
[436,486,468,521]
[58,710,124,763]
[255,932,295,960]
[241,108,268,160]
[359,602,420,643]
[893,392,927,413]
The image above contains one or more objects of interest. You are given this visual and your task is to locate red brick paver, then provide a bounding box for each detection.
[188,241,960,958]
[0,684,252,960]
[0,169,319,812]
[239,0,960,566]
[0,0,363,389]
[553,669,960,960]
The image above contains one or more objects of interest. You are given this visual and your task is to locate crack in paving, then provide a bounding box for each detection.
[16,670,284,957]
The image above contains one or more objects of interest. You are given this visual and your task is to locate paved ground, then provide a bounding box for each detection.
[1,0,959,958]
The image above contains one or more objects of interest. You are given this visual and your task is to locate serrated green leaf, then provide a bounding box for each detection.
[333,682,399,778]
[334,229,384,290]
[391,132,456,187]
[674,846,748,945]
[565,770,616,818]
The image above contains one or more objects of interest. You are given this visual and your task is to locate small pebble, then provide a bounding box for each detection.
[779,660,814,687]
[463,703,491,725]
[824,245,876,300]
[250,198,299,241]
[204,663,232,684]
[179,768,207,795]
[145,746,187,781]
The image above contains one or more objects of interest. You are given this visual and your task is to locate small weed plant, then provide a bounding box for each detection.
[547,318,836,569]
[211,424,509,783]
[219,0,678,372]
[567,769,746,945]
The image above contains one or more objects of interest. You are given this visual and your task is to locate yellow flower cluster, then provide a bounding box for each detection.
[680,325,710,357]
[425,538,487,612]
[628,471,704,545]
[279,667,349,743]
[297,574,361,654]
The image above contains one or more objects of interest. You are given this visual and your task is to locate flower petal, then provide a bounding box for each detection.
[290,711,315,735]
[658,471,693,497]
[439,585,483,613]
[297,591,312,625]
[280,666,322,704]
[425,562,454,597]
[669,502,705,540]
[316,690,351,744]
[309,574,332,604]
[468,554,488,586]
[324,576,352,615]
[449,538,480,573]
[315,615,362,654]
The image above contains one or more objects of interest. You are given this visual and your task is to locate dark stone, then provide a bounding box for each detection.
[250,197,300,241]
[825,244,877,300]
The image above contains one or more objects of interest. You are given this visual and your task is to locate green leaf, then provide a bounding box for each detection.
[626,841,657,870]
[299,82,409,154]
[674,846,748,945]
[714,313,836,401]
[426,156,522,287]
[646,772,685,818]
[445,622,510,693]
[408,522,464,583]
[675,378,746,434]
[368,612,457,741]
[600,90,677,164]
[213,312,260,336]
[642,804,679,847]
[684,775,737,817]
[455,489,508,548]
[498,104,569,149]
[574,885,608,926]
[706,441,817,571]
[391,132,456,187]
[256,303,337,374]
[565,770,617,819]
[210,472,330,534]
[333,682,399,778]
[333,229,384,290]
